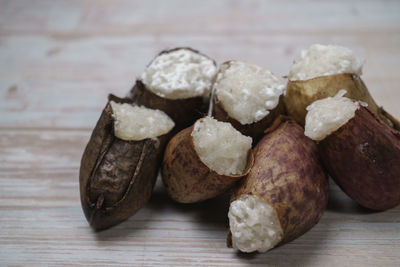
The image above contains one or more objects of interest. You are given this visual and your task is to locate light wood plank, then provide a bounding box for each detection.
[0,130,399,266]
[1,0,400,35]
[1,0,400,266]
[0,34,399,128]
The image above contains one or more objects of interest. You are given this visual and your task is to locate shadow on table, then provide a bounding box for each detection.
[326,179,382,215]
[146,181,231,232]
[93,178,231,242]
[232,217,331,266]
[94,177,383,265]
[233,179,383,265]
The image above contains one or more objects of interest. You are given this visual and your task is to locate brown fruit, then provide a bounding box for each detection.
[79,95,171,230]
[227,118,328,251]
[161,124,254,204]
[319,105,400,210]
[129,80,206,132]
[213,95,285,142]
[128,47,216,132]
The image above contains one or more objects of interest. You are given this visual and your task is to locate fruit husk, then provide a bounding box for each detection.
[79,95,171,231]
[227,117,328,248]
[129,80,206,132]
[285,73,400,130]
[128,47,216,132]
[319,105,400,210]
[161,123,254,204]
[213,95,285,143]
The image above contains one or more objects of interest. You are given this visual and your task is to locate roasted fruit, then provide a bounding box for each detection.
[212,60,285,141]
[285,44,400,130]
[305,92,400,210]
[162,116,253,203]
[227,118,328,253]
[129,47,217,131]
[79,95,175,230]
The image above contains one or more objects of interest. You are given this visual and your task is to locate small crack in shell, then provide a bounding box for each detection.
[79,95,172,230]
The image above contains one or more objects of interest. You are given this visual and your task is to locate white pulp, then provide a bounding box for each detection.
[288,44,363,81]
[191,116,252,176]
[110,101,175,141]
[228,194,283,253]
[214,61,284,125]
[141,48,217,99]
[304,90,359,141]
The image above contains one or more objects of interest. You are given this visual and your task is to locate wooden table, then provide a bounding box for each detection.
[1,0,399,266]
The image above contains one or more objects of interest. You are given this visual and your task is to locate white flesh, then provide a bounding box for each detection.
[110,101,175,141]
[304,90,359,141]
[228,194,283,253]
[191,116,252,176]
[214,61,284,125]
[140,48,217,99]
[288,44,363,81]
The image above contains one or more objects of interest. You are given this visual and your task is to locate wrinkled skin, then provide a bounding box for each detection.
[285,73,400,130]
[162,123,254,204]
[213,95,285,143]
[128,47,217,132]
[320,105,400,210]
[79,95,169,231]
[228,118,328,248]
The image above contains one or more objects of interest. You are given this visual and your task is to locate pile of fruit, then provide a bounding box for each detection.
[79,44,400,253]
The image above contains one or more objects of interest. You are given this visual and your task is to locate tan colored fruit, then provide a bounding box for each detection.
[285,73,400,130]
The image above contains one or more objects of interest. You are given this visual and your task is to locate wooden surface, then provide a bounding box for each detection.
[1,0,400,266]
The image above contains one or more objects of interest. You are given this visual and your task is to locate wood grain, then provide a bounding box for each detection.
[0,0,399,266]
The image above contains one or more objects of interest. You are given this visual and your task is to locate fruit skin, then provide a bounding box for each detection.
[128,47,217,132]
[129,80,207,133]
[79,95,171,231]
[213,95,285,143]
[227,118,328,248]
[161,123,254,204]
[319,105,400,211]
[284,73,400,130]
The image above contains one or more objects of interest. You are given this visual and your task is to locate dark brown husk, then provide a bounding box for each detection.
[128,47,217,132]
[227,118,328,248]
[213,95,285,143]
[79,95,171,230]
[319,105,400,210]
